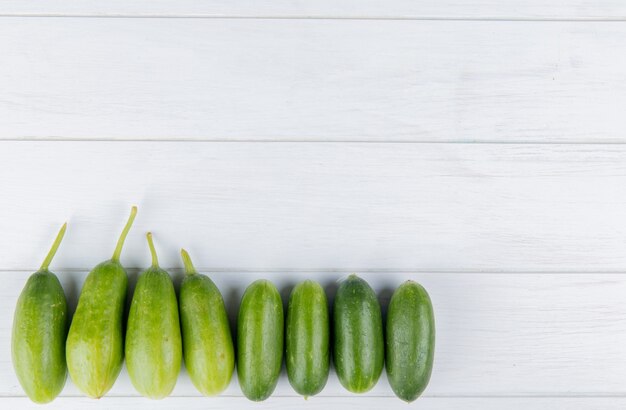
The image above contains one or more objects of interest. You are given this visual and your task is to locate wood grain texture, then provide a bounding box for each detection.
[4,397,626,410]
[1,0,625,19]
[2,19,626,142]
[2,2,624,407]
[2,142,626,271]
[3,271,626,398]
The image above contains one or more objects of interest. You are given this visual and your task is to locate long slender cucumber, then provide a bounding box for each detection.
[66,207,136,398]
[333,274,384,393]
[12,223,68,403]
[179,249,234,396]
[237,279,283,401]
[386,280,435,402]
[125,233,182,399]
[286,280,329,397]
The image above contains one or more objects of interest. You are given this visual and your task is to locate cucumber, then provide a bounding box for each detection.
[12,223,68,403]
[333,274,383,393]
[179,249,234,396]
[286,280,329,397]
[237,279,283,401]
[66,206,136,398]
[125,233,182,399]
[386,280,435,402]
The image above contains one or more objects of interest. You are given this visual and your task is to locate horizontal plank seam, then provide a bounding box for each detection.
[2,268,626,274]
[4,393,626,398]
[1,15,626,21]
[7,138,626,145]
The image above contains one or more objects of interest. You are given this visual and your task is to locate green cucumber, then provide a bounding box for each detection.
[66,206,136,398]
[179,249,234,396]
[286,280,329,397]
[12,223,68,403]
[237,279,283,401]
[333,274,384,393]
[125,233,182,399]
[386,280,435,402]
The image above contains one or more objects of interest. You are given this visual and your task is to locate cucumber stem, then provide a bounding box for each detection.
[39,222,67,271]
[111,206,137,262]
[180,249,197,275]
[146,232,159,268]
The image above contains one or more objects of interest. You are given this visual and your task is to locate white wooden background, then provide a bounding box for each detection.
[2,1,626,409]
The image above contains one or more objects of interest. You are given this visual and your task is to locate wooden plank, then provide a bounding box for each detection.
[2,141,626,271]
[3,272,626,397]
[2,19,626,142]
[2,397,626,410]
[0,0,625,19]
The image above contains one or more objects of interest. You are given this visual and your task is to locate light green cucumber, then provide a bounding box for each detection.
[386,280,435,402]
[179,249,234,396]
[333,274,384,393]
[66,206,137,398]
[12,223,68,403]
[237,279,283,401]
[125,233,182,399]
[286,280,329,397]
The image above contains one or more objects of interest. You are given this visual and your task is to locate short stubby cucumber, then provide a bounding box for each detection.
[333,274,384,393]
[12,223,68,404]
[179,249,234,396]
[125,233,182,399]
[286,280,329,397]
[386,280,435,402]
[237,279,283,401]
[66,206,137,398]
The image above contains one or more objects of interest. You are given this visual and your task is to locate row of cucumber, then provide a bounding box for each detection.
[12,207,435,403]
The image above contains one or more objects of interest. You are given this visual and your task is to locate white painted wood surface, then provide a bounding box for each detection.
[4,271,626,401]
[5,397,626,410]
[2,142,626,272]
[2,141,626,408]
[2,1,624,408]
[1,0,625,19]
[3,19,626,142]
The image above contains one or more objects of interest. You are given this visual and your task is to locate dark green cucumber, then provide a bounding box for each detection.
[12,223,68,403]
[237,279,283,401]
[386,280,435,402]
[179,249,234,396]
[125,233,182,399]
[66,206,136,398]
[286,280,329,397]
[333,274,383,393]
